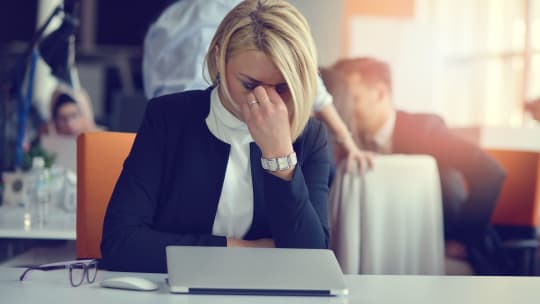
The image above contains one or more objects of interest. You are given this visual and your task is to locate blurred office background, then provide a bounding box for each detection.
[1,0,539,130]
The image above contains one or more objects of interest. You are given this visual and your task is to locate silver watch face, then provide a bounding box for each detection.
[277,157,289,170]
[268,159,278,171]
[261,153,297,171]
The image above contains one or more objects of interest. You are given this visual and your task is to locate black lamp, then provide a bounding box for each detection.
[39,12,79,88]
[0,5,79,171]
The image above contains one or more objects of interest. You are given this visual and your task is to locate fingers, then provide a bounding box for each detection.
[265,86,285,106]
[253,86,271,105]
[249,86,288,119]
[345,150,375,174]
[366,152,374,169]
[242,83,288,114]
[357,151,374,171]
[256,238,276,248]
[345,156,355,173]
[253,86,273,117]
[242,92,257,122]
[254,86,287,108]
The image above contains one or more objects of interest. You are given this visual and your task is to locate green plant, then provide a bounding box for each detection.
[22,143,56,171]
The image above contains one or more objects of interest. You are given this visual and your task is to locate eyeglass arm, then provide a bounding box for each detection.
[19,265,68,281]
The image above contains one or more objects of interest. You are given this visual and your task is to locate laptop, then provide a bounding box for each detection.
[166,246,348,296]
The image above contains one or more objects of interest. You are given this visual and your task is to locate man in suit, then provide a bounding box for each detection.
[330,57,507,274]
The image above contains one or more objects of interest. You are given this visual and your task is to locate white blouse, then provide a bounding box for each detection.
[205,88,254,239]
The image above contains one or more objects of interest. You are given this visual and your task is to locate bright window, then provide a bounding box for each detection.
[430,0,540,126]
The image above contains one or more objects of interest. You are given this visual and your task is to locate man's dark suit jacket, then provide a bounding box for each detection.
[392,111,505,242]
[101,88,331,273]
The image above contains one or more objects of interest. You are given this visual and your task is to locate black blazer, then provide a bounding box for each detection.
[392,111,505,240]
[101,88,331,273]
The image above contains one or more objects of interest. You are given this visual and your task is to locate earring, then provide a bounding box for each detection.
[216,73,221,85]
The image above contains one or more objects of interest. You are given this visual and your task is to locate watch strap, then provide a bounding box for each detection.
[261,152,297,171]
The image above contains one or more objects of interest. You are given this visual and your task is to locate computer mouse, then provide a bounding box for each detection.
[100,276,159,291]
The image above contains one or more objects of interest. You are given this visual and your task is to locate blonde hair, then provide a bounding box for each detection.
[206,0,318,140]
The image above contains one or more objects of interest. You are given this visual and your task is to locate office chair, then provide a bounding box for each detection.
[108,90,148,133]
[487,149,540,275]
[76,132,135,259]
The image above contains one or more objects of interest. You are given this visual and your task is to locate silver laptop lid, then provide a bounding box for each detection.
[166,246,348,296]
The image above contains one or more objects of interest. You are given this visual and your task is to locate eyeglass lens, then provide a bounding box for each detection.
[69,263,86,287]
[69,261,98,287]
[86,260,98,284]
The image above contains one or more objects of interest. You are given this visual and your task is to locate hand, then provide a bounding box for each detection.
[337,136,374,173]
[241,86,294,159]
[227,238,276,248]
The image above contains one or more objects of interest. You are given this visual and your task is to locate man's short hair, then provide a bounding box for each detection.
[52,93,77,120]
[333,57,392,93]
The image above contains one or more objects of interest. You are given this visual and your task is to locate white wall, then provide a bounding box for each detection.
[347,0,442,116]
[289,0,442,116]
[288,0,345,67]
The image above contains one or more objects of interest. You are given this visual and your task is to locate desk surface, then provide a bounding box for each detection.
[0,206,76,240]
[1,267,540,303]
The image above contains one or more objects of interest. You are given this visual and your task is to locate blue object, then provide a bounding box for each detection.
[15,49,38,168]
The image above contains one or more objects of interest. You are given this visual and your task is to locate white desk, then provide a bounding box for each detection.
[1,267,540,303]
[0,206,76,240]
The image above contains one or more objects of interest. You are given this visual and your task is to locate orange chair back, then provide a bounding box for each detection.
[488,149,540,227]
[76,132,135,259]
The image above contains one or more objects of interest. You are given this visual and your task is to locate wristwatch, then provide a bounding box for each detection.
[261,152,297,171]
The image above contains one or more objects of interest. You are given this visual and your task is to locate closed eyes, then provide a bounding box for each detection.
[275,83,289,94]
[238,74,288,94]
[242,81,259,91]
[241,81,288,95]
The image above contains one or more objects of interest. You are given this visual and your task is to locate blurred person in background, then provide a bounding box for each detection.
[38,85,97,172]
[330,57,507,275]
[47,85,96,137]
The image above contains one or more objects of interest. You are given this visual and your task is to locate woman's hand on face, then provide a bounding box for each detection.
[241,86,294,159]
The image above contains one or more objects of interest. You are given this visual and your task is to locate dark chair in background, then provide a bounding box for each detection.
[487,149,540,276]
[107,90,147,133]
[453,127,540,275]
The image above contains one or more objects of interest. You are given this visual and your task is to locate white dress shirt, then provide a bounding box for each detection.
[371,110,397,154]
[206,87,254,239]
[143,0,333,111]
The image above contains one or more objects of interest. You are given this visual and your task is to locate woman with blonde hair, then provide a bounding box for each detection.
[101,0,331,273]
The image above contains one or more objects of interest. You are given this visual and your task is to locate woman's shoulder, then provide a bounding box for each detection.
[146,88,213,119]
[295,117,328,149]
